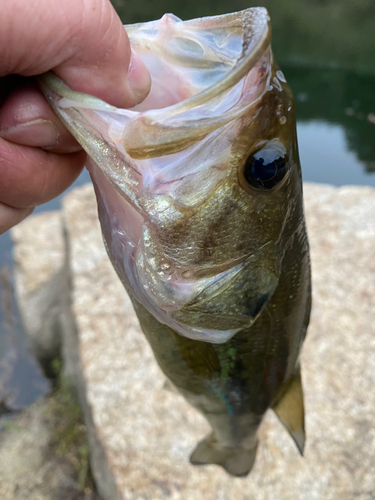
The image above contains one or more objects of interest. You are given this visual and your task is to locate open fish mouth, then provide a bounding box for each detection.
[38,8,281,344]
[39,8,271,172]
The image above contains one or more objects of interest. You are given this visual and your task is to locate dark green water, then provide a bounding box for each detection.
[0,1,374,407]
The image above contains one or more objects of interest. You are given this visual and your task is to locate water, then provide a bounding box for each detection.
[286,66,375,185]
[298,122,372,187]
[0,1,374,408]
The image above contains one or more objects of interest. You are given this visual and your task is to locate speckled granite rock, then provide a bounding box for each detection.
[57,182,375,500]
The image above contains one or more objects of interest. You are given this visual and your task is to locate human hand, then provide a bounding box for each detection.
[0,0,150,234]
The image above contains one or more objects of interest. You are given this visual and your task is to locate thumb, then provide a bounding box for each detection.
[1,0,150,108]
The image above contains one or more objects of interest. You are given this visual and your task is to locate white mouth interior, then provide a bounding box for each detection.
[128,14,244,112]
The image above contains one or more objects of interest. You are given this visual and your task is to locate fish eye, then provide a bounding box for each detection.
[241,140,288,191]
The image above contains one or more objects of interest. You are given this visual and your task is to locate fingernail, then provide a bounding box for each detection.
[0,119,60,148]
[127,49,151,106]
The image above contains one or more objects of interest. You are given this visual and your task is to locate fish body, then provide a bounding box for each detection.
[39,8,311,476]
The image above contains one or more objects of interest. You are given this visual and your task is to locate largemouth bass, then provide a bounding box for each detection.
[39,8,311,477]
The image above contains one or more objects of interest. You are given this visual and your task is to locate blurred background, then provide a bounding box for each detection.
[1,0,374,411]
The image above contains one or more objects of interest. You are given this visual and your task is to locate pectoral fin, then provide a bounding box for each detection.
[272,370,305,454]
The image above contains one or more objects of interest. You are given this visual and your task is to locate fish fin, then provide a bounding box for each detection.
[272,369,305,455]
[190,433,258,477]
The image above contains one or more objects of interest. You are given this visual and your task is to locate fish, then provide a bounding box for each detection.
[39,7,311,477]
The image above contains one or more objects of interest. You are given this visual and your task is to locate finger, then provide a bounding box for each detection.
[0,137,85,208]
[0,202,33,235]
[1,0,151,108]
[0,80,81,153]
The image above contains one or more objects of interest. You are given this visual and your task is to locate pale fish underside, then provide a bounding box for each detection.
[39,8,311,477]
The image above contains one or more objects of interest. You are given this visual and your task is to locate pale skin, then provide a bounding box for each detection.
[0,0,150,234]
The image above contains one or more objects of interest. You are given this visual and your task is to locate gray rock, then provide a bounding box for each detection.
[58,182,375,500]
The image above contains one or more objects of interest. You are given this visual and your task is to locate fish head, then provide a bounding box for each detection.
[39,8,304,344]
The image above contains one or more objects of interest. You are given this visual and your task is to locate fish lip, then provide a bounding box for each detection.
[38,8,271,118]
[122,8,272,159]
[124,8,271,120]
[37,8,272,162]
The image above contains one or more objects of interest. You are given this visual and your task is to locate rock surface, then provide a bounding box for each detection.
[12,182,375,499]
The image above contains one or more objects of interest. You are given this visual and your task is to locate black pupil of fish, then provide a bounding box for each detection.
[244,154,287,190]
